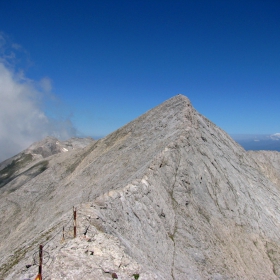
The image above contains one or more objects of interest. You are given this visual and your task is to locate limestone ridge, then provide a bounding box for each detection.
[1,94,280,279]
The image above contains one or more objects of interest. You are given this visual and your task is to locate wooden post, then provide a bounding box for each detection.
[73,207,77,238]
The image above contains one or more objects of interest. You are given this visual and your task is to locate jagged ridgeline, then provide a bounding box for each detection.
[1,95,280,279]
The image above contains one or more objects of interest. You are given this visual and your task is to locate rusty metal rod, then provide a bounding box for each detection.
[73,207,77,238]
[39,244,43,275]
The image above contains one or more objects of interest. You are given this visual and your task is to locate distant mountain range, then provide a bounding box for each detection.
[231,133,280,151]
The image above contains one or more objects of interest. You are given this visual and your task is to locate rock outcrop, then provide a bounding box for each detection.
[1,95,280,280]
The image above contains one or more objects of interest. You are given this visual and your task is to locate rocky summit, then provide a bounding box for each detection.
[1,94,280,280]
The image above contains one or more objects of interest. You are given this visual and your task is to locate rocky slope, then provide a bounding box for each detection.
[1,95,280,280]
[0,136,95,193]
[248,150,280,189]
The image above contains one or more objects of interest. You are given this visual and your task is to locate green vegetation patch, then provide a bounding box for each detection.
[25,160,49,175]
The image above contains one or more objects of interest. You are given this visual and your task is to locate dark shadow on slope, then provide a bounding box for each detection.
[0,153,49,190]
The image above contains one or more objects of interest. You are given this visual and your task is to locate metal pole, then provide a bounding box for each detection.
[73,207,77,238]
[39,244,43,276]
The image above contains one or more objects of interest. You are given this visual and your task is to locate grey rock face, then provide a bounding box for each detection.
[1,95,280,280]
[248,150,280,188]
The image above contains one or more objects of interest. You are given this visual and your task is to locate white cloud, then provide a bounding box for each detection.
[0,32,77,162]
[270,133,280,140]
[0,62,76,162]
[39,77,52,92]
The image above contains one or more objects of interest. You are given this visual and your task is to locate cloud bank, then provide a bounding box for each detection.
[0,34,76,162]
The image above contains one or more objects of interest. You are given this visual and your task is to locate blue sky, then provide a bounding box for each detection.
[0,0,280,160]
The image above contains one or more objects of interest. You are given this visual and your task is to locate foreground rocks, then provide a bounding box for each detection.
[1,95,280,279]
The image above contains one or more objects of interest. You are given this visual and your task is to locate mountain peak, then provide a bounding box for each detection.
[1,95,280,280]
[165,93,191,103]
